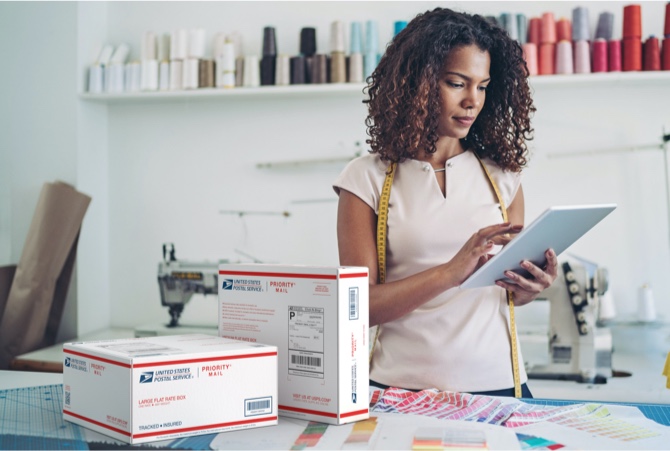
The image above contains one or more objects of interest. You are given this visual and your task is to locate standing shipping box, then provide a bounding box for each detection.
[218,264,369,425]
[63,334,277,444]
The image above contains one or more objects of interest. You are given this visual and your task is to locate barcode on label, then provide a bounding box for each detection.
[291,355,322,368]
[65,390,71,406]
[349,287,359,320]
[245,396,272,416]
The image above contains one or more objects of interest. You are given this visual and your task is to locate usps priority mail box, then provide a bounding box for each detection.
[63,334,277,444]
[218,264,369,425]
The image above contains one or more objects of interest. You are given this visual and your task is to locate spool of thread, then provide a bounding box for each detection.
[366,20,379,54]
[198,59,214,88]
[304,56,315,83]
[275,54,290,86]
[643,36,661,70]
[556,18,572,42]
[500,13,518,41]
[608,39,622,71]
[623,5,642,39]
[158,60,170,90]
[522,43,538,75]
[539,43,556,75]
[157,33,170,61]
[592,38,609,72]
[107,63,124,93]
[348,53,364,82]
[290,55,306,84]
[228,31,244,60]
[96,45,113,66]
[218,41,236,88]
[88,65,104,93]
[541,12,557,44]
[517,14,528,45]
[260,55,276,85]
[262,27,277,57]
[213,33,225,61]
[171,29,188,60]
[140,59,159,91]
[350,22,363,54]
[300,27,317,57]
[555,40,574,74]
[574,40,591,73]
[364,52,378,79]
[572,7,590,42]
[528,17,542,45]
[235,57,244,87]
[110,44,130,65]
[623,37,642,71]
[663,38,670,70]
[595,12,614,40]
[243,55,260,87]
[330,51,346,83]
[637,284,657,322]
[189,28,206,59]
[312,54,328,84]
[598,290,617,322]
[330,21,345,53]
[169,59,183,90]
[665,2,670,37]
[141,31,157,61]
[125,62,141,92]
[394,21,408,36]
[182,58,199,89]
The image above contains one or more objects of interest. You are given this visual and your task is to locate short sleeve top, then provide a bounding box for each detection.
[333,150,526,392]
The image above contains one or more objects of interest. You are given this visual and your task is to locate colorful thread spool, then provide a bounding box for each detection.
[574,40,591,73]
[663,38,670,70]
[623,4,642,39]
[528,17,542,45]
[643,36,661,71]
[592,38,609,72]
[522,43,538,75]
[608,39,622,71]
[539,43,556,75]
[541,12,557,44]
[595,12,614,40]
[556,18,572,42]
[623,37,642,71]
[572,7,590,42]
[555,40,574,74]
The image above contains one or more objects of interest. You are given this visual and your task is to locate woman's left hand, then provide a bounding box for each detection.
[495,248,558,306]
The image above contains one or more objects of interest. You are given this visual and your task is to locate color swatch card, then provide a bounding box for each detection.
[413,427,487,450]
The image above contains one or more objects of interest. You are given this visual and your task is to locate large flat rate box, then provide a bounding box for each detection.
[63,334,277,444]
[218,264,369,425]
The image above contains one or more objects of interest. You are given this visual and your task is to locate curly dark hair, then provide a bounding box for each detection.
[364,7,534,171]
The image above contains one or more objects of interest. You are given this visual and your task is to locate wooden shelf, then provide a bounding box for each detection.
[79,71,670,103]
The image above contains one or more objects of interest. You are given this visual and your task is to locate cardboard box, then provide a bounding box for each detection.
[63,334,277,444]
[218,264,369,425]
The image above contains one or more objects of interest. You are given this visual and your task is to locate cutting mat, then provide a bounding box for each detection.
[524,398,670,426]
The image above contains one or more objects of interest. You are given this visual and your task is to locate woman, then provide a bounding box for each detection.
[333,8,558,397]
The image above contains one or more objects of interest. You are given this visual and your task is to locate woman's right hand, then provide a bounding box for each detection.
[447,222,523,286]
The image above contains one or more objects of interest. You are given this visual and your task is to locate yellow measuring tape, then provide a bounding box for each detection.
[371,155,521,398]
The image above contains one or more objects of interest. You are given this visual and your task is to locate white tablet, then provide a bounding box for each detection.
[459,204,617,290]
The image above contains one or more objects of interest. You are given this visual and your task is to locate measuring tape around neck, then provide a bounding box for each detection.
[371,154,522,398]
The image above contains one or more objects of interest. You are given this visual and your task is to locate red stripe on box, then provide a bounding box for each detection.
[340,408,370,418]
[339,273,368,279]
[219,270,337,279]
[279,405,338,418]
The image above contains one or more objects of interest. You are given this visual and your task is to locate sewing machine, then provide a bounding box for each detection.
[526,257,613,384]
[157,244,220,327]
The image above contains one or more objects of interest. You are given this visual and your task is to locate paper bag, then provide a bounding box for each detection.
[0,181,91,369]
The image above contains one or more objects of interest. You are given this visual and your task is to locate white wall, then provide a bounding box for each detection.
[0,1,79,340]
[3,1,670,335]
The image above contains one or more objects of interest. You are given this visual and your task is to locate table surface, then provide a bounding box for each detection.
[7,323,670,404]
